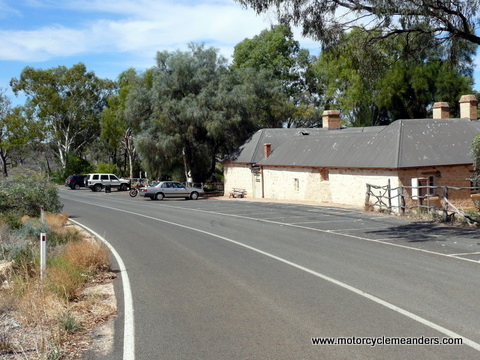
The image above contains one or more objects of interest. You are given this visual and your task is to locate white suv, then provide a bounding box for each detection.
[86,173,130,192]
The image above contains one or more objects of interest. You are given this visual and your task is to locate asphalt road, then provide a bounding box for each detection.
[59,187,480,360]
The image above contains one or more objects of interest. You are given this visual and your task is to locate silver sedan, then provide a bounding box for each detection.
[139,181,204,200]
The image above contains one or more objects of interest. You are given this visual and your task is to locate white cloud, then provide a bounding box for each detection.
[0,26,88,61]
[0,0,323,91]
[0,0,279,62]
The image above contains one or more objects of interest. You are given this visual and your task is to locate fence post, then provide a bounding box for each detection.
[365,184,371,208]
[442,186,449,222]
[387,179,392,212]
[400,187,406,215]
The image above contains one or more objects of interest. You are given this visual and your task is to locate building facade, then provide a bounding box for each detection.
[224,96,480,209]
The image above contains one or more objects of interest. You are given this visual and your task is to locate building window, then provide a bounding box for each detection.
[294,178,299,191]
[471,177,480,194]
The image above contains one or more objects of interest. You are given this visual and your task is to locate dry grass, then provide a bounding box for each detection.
[63,238,110,275]
[45,212,69,228]
[0,212,117,359]
[46,239,110,301]
[15,282,66,327]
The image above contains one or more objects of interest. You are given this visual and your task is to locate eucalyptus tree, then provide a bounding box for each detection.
[232,25,322,128]
[0,91,43,177]
[100,68,141,178]
[314,29,474,126]
[10,63,115,170]
[236,0,480,49]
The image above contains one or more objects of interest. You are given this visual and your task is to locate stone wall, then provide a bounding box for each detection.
[262,167,399,207]
[329,169,400,206]
[398,165,475,209]
[224,163,477,209]
[223,163,254,196]
[262,167,332,202]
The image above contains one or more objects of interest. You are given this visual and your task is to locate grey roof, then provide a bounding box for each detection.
[227,118,480,169]
[224,128,327,164]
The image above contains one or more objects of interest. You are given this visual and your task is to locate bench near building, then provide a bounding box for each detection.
[223,95,480,210]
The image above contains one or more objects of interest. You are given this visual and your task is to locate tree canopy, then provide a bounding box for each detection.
[10,63,114,170]
[236,0,480,51]
[100,68,140,179]
[232,25,322,128]
[129,44,243,181]
[314,29,475,126]
[0,91,43,177]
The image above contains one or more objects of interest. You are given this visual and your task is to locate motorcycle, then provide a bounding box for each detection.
[129,182,145,197]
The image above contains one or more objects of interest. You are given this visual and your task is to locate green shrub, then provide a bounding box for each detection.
[64,154,93,179]
[95,162,117,174]
[0,223,33,263]
[46,228,82,246]
[0,172,63,218]
[49,170,65,185]
[1,240,32,262]
[58,311,81,332]
[1,212,23,229]
[15,219,50,239]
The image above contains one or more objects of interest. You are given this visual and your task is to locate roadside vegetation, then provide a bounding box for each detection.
[0,173,115,359]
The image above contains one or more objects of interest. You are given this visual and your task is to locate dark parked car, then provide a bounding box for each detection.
[139,181,204,200]
[65,175,87,190]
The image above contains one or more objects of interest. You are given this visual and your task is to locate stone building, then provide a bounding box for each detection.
[223,95,480,209]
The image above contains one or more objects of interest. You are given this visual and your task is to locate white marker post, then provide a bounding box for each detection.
[40,233,46,279]
[40,205,45,224]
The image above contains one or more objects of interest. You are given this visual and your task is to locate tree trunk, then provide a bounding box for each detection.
[0,147,8,177]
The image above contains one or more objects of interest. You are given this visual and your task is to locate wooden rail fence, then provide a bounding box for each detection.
[365,181,480,225]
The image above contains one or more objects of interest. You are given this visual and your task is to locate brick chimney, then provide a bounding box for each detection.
[432,102,450,119]
[459,95,478,120]
[322,110,341,129]
[263,143,272,158]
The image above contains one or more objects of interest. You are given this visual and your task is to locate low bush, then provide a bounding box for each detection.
[57,310,82,333]
[0,172,63,218]
[95,161,117,174]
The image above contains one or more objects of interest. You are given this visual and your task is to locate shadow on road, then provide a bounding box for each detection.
[365,221,480,242]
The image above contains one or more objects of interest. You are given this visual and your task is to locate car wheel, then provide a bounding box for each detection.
[190,192,199,200]
[154,192,164,200]
[119,183,127,191]
[74,184,81,190]
[94,184,102,192]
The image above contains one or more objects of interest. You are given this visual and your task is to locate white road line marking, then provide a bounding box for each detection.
[160,204,480,265]
[328,227,385,232]
[72,202,480,353]
[69,219,135,360]
[449,251,480,256]
[62,192,480,265]
[289,221,331,225]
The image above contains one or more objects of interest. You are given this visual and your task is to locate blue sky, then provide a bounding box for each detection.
[1,0,479,106]
[0,0,320,104]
